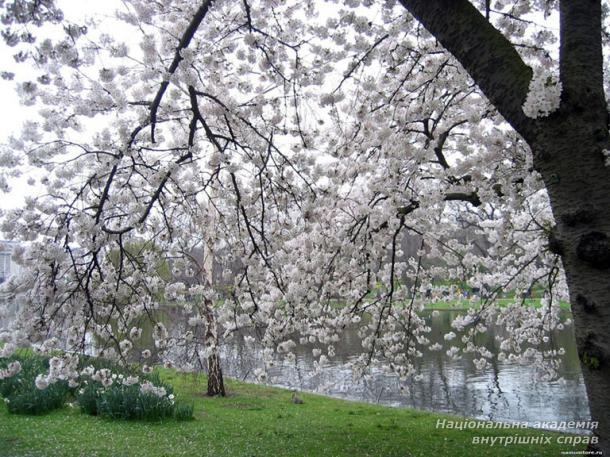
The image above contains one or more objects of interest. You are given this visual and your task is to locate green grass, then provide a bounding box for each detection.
[0,369,585,457]
[328,297,572,312]
[423,298,572,311]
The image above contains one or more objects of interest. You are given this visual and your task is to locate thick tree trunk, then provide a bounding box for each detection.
[536,6,609,449]
[563,256,610,453]
[534,116,610,453]
[526,1,610,451]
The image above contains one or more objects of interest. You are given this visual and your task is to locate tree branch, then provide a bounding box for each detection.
[150,0,213,142]
[396,191,482,218]
[397,0,535,140]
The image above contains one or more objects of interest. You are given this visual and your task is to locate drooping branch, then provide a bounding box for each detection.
[397,0,535,141]
[149,0,214,142]
[368,191,483,233]
[396,191,481,218]
[333,33,390,94]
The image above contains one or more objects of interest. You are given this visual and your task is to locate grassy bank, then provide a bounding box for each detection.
[423,297,572,311]
[0,369,584,457]
[329,297,572,312]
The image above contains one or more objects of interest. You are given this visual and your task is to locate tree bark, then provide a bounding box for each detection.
[200,191,226,397]
[203,297,225,396]
[206,352,226,397]
[562,247,610,454]
[533,2,610,449]
[534,116,610,454]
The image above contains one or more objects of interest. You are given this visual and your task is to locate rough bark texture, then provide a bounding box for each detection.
[399,0,610,451]
[536,3,610,450]
[398,0,536,141]
[537,120,610,453]
[204,298,226,397]
[206,352,226,397]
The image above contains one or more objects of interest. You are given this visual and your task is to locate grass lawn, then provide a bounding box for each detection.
[424,298,572,311]
[329,297,572,312]
[0,369,585,457]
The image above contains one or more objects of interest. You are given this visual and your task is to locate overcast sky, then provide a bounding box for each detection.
[0,1,561,216]
[0,0,125,140]
[0,1,125,212]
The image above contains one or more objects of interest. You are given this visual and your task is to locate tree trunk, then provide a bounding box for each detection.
[201,197,225,397]
[203,297,225,396]
[563,255,610,453]
[534,115,610,453]
[535,5,610,446]
[207,352,225,397]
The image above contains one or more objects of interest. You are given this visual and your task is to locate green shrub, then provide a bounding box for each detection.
[96,383,139,419]
[76,380,100,415]
[0,352,70,415]
[77,368,186,420]
[0,352,43,397]
[5,380,70,415]
[77,380,176,420]
[1,351,193,420]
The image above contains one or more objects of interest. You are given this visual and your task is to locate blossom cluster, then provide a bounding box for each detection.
[0,361,21,380]
[0,0,572,392]
[35,354,79,389]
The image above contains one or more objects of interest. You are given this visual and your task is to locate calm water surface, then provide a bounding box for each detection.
[218,310,589,431]
[2,302,588,431]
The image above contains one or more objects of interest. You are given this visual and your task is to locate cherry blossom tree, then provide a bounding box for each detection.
[0,0,609,451]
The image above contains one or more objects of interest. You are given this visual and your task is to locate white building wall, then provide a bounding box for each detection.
[0,240,21,284]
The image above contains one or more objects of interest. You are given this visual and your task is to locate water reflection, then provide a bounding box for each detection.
[218,310,590,431]
[2,300,589,431]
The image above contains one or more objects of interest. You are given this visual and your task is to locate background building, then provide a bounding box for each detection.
[0,240,21,284]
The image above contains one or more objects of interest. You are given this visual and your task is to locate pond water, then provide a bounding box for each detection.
[1,301,590,432]
[218,310,590,432]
